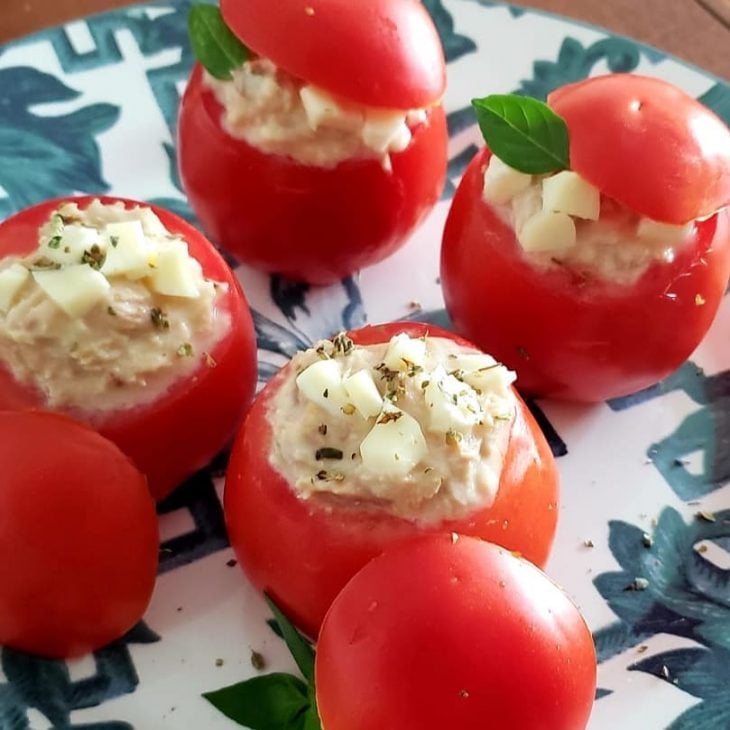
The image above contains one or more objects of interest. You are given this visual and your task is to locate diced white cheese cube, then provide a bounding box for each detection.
[0,264,30,313]
[450,354,516,392]
[296,359,350,416]
[359,403,427,477]
[300,85,364,132]
[463,365,516,396]
[33,264,110,318]
[518,210,577,254]
[483,155,533,205]
[148,241,200,298]
[450,353,498,372]
[44,225,100,267]
[101,220,154,279]
[362,109,411,153]
[383,333,427,372]
[542,171,600,220]
[407,109,428,126]
[138,209,169,238]
[343,369,383,419]
[511,185,543,234]
[637,218,693,247]
[424,366,483,434]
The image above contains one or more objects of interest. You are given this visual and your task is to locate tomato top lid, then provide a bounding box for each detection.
[219,0,446,109]
[548,74,730,224]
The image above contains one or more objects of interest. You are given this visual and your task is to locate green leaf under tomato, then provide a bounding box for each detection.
[204,598,322,729]
[203,673,311,730]
[298,702,322,730]
[471,94,570,174]
[188,4,248,81]
[266,594,316,683]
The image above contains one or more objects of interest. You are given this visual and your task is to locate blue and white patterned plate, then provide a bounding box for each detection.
[1,2,729,728]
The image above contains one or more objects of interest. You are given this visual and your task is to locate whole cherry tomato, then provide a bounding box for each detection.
[0,411,158,658]
[441,75,730,401]
[177,0,448,285]
[316,534,597,730]
[224,322,559,638]
[0,196,258,500]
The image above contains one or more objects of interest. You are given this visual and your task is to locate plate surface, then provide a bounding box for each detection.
[1,1,730,728]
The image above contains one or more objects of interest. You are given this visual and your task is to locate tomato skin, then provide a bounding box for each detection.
[441,148,730,401]
[0,411,159,659]
[316,534,596,730]
[220,0,445,110]
[0,196,258,500]
[178,65,448,285]
[548,74,730,224]
[224,322,558,638]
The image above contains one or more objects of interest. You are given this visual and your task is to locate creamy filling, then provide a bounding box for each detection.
[268,333,517,524]
[205,57,429,169]
[482,156,695,286]
[0,200,230,412]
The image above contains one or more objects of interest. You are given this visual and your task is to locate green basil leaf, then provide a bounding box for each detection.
[297,702,322,730]
[471,94,570,174]
[267,617,284,639]
[266,595,316,683]
[188,4,248,81]
[203,673,310,729]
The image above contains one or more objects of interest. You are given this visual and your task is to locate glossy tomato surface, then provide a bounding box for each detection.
[441,148,730,401]
[0,411,159,659]
[549,74,730,225]
[221,0,445,109]
[178,65,447,285]
[0,196,258,500]
[224,322,559,638]
[316,535,597,730]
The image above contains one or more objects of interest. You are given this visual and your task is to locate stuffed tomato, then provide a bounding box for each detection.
[441,74,730,401]
[0,196,258,500]
[178,0,448,285]
[224,322,558,637]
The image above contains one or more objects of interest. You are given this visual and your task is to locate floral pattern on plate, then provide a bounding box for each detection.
[0,1,729,727]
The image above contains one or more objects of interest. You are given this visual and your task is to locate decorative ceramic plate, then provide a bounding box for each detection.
[1,1,729,728]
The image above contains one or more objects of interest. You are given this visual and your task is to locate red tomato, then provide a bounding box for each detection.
[441,147,730,401]
[0,196,258,500]
[220,0,446,109]
[549,74,730,224]
[178,65,448,285]
[316,534,597,730]
[224,322,559,638]
[0,411,158,659]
